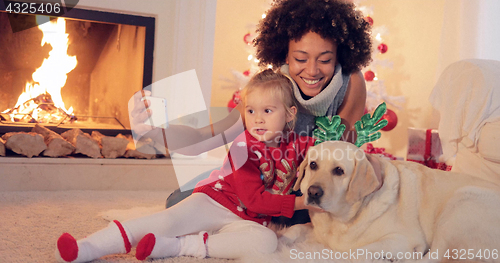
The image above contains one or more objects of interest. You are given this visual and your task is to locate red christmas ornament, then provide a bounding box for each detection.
[378,43,388,54]
[365,16,374,26]
[364,70,375,81]
[227,90,241,111]
[380,109,398,131]
[243,33,252,45]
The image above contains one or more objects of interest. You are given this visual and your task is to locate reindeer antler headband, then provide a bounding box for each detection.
[312,102,388,147]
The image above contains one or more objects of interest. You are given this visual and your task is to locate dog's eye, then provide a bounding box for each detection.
[309,161,318,170]
[332,167,344,176]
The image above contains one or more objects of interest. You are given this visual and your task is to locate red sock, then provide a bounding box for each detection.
[136,233,156,260]
[57,233,78,262]
[56,221,131,263]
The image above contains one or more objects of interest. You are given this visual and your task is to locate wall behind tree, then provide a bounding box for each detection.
[361,0,446,158]
[210,0,270,108]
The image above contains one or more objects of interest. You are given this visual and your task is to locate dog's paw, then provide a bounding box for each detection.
[279,228,302,245]
[279,235,297,246]
[278,224,312,245]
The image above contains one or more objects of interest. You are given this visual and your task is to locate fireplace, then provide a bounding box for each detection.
[0,2,227,192]
[0,5,155,136]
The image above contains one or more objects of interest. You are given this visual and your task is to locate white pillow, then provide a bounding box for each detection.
[477,121,500,163]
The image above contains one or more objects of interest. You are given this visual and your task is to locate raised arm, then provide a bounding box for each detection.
[129,90,244,155]
[336,71,367,144]
[163,106,243,155]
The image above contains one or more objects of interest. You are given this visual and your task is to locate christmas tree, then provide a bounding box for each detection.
[357,3,404,132]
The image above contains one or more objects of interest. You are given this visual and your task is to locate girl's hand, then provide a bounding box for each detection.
[294,195,326,213]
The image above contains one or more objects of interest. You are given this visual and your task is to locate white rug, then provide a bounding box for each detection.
[0,190,232,263]
[99,206,392,263]
[0,190,391,262]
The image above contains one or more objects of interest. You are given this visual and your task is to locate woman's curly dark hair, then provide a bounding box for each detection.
[254,0,372,75]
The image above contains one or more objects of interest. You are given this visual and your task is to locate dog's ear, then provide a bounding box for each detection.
[346,152,380,204]
[293,155,309,191]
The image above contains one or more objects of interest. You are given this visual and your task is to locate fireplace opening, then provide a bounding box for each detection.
[0,7,155,136]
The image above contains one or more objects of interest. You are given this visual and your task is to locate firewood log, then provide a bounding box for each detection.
[117,134,157,159]
[0,137,5,156]
[91,131,129,158]
[31,124,75,157]
[61,128,101,158]
[1,132,46,158]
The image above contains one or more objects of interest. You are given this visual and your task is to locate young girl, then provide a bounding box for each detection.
[55,69,319,262]
[161,0,372,213]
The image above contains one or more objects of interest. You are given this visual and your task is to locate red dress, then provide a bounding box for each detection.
[193,130,315,225]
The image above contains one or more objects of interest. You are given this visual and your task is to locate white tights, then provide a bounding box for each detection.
[124,193,277,258]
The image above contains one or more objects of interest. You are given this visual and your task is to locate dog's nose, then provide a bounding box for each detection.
[307,185,323,203]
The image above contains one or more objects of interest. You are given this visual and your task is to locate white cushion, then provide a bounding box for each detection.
[477,121,500,163]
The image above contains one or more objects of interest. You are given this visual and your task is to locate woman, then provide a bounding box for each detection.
[132,0,372,216]
[255,0,371,143]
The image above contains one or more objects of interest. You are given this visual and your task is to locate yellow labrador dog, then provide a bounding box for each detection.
[283,141,500,262]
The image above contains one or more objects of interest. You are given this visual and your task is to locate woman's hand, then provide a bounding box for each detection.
[129,90,155,135]
[127,90,169,153]
[294,195,326,213]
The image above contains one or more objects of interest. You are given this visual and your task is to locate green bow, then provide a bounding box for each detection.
[312,102,388,147]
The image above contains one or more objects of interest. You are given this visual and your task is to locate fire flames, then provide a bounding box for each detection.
[2,16,77,124]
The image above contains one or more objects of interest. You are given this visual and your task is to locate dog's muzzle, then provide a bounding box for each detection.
[307,185,323,205]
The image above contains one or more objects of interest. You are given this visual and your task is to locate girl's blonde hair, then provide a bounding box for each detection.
[240,69,297,132]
